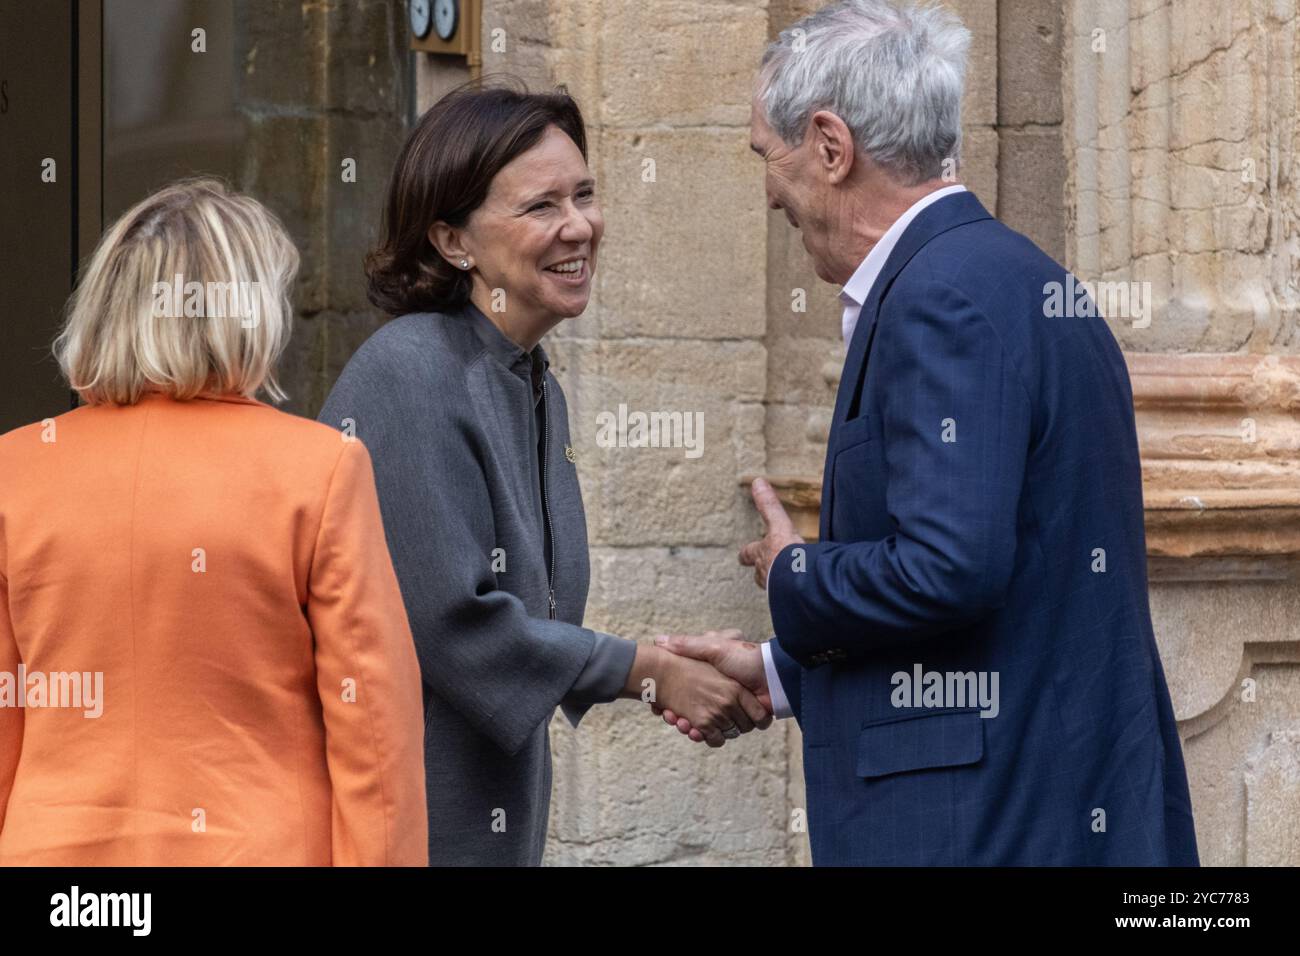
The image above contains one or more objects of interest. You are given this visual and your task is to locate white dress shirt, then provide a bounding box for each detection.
[760,184,968,719]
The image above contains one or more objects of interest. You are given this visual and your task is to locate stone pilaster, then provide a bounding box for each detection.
[237,0,412,417]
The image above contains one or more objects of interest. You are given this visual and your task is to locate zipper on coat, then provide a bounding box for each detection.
[540,378,557,620]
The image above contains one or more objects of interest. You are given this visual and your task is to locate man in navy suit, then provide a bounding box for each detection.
[655,0,1199,865]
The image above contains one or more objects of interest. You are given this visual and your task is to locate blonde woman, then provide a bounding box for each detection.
[0,178,427,866]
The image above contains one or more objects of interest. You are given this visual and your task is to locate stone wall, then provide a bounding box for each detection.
[234,0,413,418]
[396,0,1300,866]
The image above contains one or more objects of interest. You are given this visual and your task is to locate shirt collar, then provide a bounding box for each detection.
[462,299,550,397]
[839,184,968,312]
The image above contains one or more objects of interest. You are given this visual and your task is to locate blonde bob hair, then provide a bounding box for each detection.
[55,178,300,405]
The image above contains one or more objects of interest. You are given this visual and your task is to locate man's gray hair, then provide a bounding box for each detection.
[758,0,971,185]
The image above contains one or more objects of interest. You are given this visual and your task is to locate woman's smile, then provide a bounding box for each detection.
[543,255,589,286]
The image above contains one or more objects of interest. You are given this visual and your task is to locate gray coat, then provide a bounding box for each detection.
[318,304,635,865]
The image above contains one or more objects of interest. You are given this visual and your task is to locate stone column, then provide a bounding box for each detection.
[236,0,413,416]
[1064,0,1300,864]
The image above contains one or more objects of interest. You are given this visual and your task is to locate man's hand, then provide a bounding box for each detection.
[738,478,804,590]
[653,629,772,742]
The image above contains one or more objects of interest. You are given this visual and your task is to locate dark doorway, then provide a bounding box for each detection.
[0,0,240,433]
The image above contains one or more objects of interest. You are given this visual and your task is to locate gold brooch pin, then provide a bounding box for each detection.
[564,445,576,463]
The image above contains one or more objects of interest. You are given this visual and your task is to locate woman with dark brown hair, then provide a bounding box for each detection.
[318,80,770,866]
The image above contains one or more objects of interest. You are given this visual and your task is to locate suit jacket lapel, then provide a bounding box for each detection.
[820,190,994,539]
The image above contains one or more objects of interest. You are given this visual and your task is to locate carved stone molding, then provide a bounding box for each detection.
[1132,352,1300,574]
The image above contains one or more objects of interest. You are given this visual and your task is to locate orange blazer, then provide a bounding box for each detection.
[0,391,427,865]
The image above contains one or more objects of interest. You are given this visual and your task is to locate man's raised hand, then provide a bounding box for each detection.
[738,478,804,590]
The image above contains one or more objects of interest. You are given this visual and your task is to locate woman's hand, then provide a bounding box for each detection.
[624,645,769,747]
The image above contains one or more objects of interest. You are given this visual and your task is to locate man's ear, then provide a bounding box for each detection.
[428,222,470,268]
[809,110,855,185]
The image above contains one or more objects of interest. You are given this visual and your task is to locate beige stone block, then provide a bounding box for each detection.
[548,338,767,546]
[765,209,843,339]
[1168,0,1253,80]
[546,698,792,865]
[482,0,552,87]
[768,0,824,40]
[962,124,999,212]
[1179,661,1300,866]
[596,128,768,339]
[997,127,1066,263]
[764,401,832,477]
[766,335,842,408]
[1245,730,1300,866]
[585,546,777,640]
[544,0,606,111]
[946,0,998,128]
[997,0,1064,126]
[546,544,793,865]
[597,0,769,129]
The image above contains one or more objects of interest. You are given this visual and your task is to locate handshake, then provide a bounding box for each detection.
[645,629,773,748]
[632,478,805,747]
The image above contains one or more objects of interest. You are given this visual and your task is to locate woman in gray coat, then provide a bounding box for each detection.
[319,81,770,865]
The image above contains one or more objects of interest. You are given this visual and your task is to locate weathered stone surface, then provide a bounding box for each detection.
[1064,0,1299,355]
[236,0,409,407]
[545,544,793,865]
[998,127,1066,262]
[546,700,793,865]
[548,337,767,546]
[962,124,1000,212]
[596,128,767,340]
[1170,638,1300,866]
[483,0,552,87]
[1245,729,1300,867]
[998,0,1064,126]
[948,0,998,129]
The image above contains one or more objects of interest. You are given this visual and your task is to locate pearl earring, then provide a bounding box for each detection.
[459,258,469,269]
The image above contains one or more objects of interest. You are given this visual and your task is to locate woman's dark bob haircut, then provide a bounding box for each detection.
[365,77,589,316]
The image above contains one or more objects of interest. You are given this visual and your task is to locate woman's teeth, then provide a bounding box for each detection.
[547,260,583,273]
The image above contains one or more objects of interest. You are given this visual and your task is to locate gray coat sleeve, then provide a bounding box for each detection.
[559,632,637,726]
[318,334,615,757]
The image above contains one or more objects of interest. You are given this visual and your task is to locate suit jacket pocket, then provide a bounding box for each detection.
[829,411,888,540]
[832,411,881,455]
[856,708,985,779]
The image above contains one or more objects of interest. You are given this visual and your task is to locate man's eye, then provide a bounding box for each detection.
[577,188,595,201]
[527,201,551,213]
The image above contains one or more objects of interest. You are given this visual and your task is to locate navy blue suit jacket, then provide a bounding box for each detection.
[767,191,1199,866]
